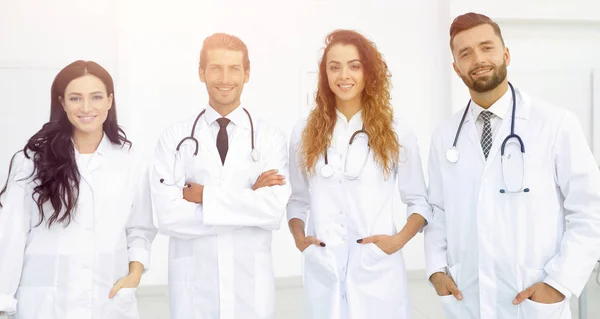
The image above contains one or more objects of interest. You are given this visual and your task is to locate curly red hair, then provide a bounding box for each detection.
[300,30,399,177]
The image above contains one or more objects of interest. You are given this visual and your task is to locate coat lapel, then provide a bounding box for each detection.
[197,118,225,168]
[462,107,486,164]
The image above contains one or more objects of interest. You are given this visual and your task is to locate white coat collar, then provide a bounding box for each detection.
[204,104,251,130]
[464,85,529,123]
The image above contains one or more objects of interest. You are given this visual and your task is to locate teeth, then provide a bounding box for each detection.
[474,68,492,75]
[217,87,233,91]
[339,84,353,89]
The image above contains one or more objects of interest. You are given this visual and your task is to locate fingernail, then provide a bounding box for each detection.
[458,293,463,300]
[357,239,363,243]
[319,242,326,247]
[512,299,517,305]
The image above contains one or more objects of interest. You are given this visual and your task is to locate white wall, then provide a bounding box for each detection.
[1,0,598,287]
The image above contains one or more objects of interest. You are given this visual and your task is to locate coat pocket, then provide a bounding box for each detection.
[103,288,139,319]
[16,287,57,319]
[351,243,404,301]
[520,298,568,319]
[517,266,568,319]
[438,263,465,319]
[302,245,336,299]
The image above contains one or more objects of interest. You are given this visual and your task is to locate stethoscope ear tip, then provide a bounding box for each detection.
[524,188,530,192]
[499,189,506,193]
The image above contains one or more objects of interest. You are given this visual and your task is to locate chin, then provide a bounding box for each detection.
[75,126,102,134]
[336,93,359,101]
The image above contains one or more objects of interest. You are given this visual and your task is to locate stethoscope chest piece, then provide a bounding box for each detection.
[320,164,334,178]
[446,147,459,163]
[251,149,259,162]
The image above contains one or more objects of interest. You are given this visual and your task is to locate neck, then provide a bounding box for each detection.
[210,100,241,117]
[336,96,362,122]
[73,129,103,154]
[470,80,509,109]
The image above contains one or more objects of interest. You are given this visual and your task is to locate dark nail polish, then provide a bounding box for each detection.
[357,239,363,243]
[319,242,326,247]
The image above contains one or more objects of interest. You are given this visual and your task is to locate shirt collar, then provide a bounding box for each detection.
[471,88,511,121]
[204,104,250,129]
[335,109,363,127]
[73,133,115,158]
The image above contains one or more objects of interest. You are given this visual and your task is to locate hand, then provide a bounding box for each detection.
[252,169,286,190]
[513,282,565,305]
[357,234,404,255]
[296,236,326,252]
[109,273,141,299]
[430,272,463,300]
[183,182,204,203]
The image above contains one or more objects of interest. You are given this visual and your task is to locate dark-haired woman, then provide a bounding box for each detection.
[0,61,157,319]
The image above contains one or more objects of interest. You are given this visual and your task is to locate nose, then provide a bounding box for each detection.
[220,69,230,83]
[472,50,487,66]
[81,98,92,113]
[339,65,350,79]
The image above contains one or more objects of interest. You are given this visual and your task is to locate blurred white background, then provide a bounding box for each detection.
[1,0,599,289]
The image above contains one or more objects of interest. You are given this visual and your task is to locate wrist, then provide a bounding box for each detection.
[392,232,406,250]
[429,271,445,283]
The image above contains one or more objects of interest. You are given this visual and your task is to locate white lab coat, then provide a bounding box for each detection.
[425,88,600,319]
[287,114,432,319]
[151,106,291,319]
[0,135,157,319]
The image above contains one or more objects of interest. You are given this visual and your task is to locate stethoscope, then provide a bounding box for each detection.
[446,82,529,193]
[159,108,258,187]
[320,125,370,180]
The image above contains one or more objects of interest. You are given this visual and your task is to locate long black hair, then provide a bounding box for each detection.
[0,60,131,227]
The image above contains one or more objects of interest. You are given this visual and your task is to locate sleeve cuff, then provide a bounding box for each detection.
[425,267,448,288]
[286,211,307,224]
[407,205,433,232]
[0,294,17,314]
[543,276,573,300]
[128,248,151,273]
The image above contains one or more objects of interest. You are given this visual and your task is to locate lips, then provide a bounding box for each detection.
[337,84,354,91]
[77,115,97,123]
[471,67,493,76]
[216,87,234,92]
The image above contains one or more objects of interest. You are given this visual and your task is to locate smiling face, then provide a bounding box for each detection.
[60,74,113,137]
[325,43,366,107]
[451,24,510,93]
[199,48,249,110]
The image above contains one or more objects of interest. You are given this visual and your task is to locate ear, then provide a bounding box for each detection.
[108,93,114,110]
[244,69,250,83]
[199,68,206,83]
[452,61,462,78]
[504,47,511,67]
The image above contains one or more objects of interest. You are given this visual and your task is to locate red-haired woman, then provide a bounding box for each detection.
[287,30,432,319]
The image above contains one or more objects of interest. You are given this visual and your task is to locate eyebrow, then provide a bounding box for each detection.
[207,64,242,67]
[67,91,105,96]
[328,59,362,64]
